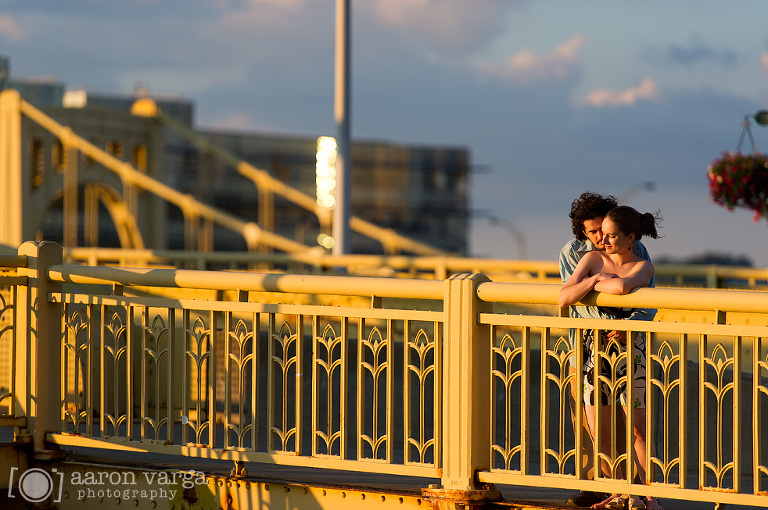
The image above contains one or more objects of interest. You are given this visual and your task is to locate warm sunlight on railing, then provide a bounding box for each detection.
[2,242,767,508]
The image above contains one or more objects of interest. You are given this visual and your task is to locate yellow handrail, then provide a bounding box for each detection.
[46,263,444,300]
[63,246,768,289]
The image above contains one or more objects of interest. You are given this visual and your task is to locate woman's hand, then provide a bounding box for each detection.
[560,272,604,307]
[606,329,627,344]
[593,262,652,295]
[594,272,618,282]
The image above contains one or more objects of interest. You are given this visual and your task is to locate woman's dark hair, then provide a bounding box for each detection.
[569,192,618,240]
[605,205,662,241]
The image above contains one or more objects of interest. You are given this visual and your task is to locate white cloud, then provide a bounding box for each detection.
[481,34,587,83]
[373,0,428,25]
[0,15,26,41]
[218,0,314,35]
[219,0,309,11]
[244,0,308,7]
[580,77,660,108]
[369,0,513,56]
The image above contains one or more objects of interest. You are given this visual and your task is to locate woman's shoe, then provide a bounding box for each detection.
[567,491,606,507]
[591,494,628,509]
[626,496,645,510]
[640,496,663,510]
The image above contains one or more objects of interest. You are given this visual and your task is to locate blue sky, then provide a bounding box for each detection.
[2,0,768,265]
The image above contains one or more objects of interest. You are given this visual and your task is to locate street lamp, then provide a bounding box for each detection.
[333,0,351,255]
[486,215,527,260]
[737,109,768,154]
[754,109,768,126]
[618,181,654,205]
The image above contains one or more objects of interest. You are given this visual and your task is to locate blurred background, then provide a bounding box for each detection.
[2,0,767,265]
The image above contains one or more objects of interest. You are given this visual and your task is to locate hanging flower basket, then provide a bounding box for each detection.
[707,151,768,222]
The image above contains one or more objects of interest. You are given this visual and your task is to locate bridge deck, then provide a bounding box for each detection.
[0,434,755,510]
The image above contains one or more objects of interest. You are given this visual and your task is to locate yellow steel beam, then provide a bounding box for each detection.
[86,183,146,249]
[140,99,447,256]
[476,280,768,313]
[0,417,26,427]
[0,255,27,268]
[16,97,311,254]
[478,471,768,508]
[46,264,445,300]
[45,260,768,313]
[4,457,433,510]
[62,247,768,290]
[0,444,29,493]
[47,433,438,479]
[0,91,23,248]
[148,106,332,228]
[194,477,430,510]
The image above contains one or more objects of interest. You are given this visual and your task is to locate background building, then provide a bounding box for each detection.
[0,55,65,107]
[2,56,470,255]
[196,130,469,254]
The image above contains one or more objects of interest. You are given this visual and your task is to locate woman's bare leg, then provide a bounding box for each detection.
[585,405,625,508]
[629,407,663,510]
[584,405,617,478]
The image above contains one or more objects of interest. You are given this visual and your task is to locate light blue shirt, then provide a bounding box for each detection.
[558,238,657,322]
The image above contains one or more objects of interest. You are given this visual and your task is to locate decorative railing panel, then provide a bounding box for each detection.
[312,316,346,458]
[52,287,443,479]
[491,325,528,473]
[756,336,768,493]
[0,254,32,427]
[539,326,578,476]
[0,279,20,418]
[5,245,768,508]
[403,319,440,467]
[477,302,768,507]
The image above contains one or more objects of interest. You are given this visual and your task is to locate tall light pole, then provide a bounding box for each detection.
[486,215,527,260]
[618,181,654,205]
[333,0,351,255]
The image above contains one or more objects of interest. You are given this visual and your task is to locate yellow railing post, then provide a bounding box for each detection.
[16,241,63,455]
[426,272,501,507]
[0,90,23,248]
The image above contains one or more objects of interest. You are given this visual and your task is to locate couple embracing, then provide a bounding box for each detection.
[558,192,663,510]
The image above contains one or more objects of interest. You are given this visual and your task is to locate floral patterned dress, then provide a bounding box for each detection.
[581,306,647,409]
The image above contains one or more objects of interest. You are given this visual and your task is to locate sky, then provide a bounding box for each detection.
[2,0,768,266]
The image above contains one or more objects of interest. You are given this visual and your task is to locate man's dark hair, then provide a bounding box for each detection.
[569,192,618,240]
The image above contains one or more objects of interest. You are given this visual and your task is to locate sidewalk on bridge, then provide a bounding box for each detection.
[0,425,758,510]
[53,445,758,510]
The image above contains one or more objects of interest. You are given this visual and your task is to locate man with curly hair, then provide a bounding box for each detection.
[560,191,655,328]
[558,192,655,508]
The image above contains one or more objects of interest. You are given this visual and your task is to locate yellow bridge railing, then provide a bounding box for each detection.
[64,246,768,289]
[1,241,768,508]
